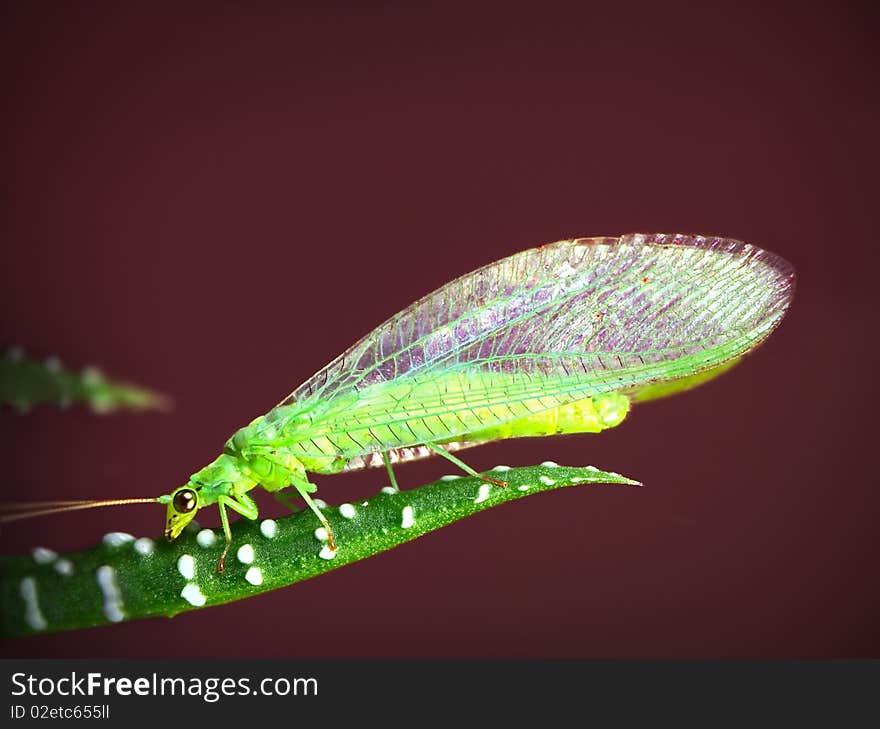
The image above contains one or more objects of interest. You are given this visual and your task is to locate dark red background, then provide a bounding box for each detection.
[2,2,876,658]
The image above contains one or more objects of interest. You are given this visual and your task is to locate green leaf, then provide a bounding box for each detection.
[0,464,639,638]
[0,348,169,413]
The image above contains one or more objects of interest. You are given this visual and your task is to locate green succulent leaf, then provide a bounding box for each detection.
[0,348,169,413]
[0,464,638,638]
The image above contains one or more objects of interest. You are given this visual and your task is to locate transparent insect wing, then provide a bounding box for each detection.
[266,233,794,443]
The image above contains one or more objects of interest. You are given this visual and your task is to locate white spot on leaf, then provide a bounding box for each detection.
[54,559,74,576]
[440,474,461,481]
[196,529,217,548]
[20,577,47,631]
[133,538,154,556]
[541,461,560,468]
[491,465,511,472]
[339,503,356,519]
[103,532,135,548]
[381,486,397,495]
[96,565,125,622]
[539,475,556,486]
[236,544,255,565]
[245,567,263,586]
[260,519,278,539]
[314,528,329,543]
[474,483,492,504]
[318,545,337,560]
[181,583,206,607]
[401,505,415,529]
[177,554,195,580]
[32,547,57,565]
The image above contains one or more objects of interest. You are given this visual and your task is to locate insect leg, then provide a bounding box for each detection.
[381,451,400,492]
[423,442,508,488]
[215,493,259,573]
[293,481,336,550]
[273,489,301,513]
[216,500,232,574]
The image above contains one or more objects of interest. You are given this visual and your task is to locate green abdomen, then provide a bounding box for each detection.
[292,392,630,474]
[458,392,629,444]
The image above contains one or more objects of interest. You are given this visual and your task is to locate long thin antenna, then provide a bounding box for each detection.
[0,501,111,510]
[0,497,159,523]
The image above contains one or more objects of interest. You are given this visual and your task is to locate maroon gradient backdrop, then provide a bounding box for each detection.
[1,2,877,658]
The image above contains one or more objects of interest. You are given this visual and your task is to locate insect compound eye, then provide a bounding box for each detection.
[172,489,197,513]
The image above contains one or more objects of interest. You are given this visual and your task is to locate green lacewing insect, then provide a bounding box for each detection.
[2,233,795,571]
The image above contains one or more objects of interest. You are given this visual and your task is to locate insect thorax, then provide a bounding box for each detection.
[187,453,257,506]
[221,416,312,490]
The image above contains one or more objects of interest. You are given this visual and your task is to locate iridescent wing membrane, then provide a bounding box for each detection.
[260,234,794,462]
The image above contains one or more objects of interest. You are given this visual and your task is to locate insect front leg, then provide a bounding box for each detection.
[424,442,508,488]
[215,492,259,573]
